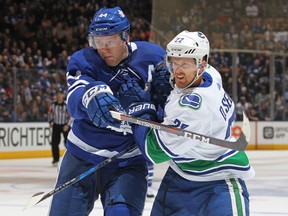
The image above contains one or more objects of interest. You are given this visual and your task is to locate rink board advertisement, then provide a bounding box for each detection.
[256,122,288,148]
[0,121,288,159]
[0,123,66,159]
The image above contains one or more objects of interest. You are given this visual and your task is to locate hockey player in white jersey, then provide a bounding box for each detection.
[117,30,255,215]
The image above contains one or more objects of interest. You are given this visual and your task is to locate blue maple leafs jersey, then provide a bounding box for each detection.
[65,41,165,166]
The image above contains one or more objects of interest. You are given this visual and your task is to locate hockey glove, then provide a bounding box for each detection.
[127,102,157,120]
[151,61,173,109]
[118,78,150,109]
[82,81,122,128]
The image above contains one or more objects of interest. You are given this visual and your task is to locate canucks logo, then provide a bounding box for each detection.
[179,93,202,109]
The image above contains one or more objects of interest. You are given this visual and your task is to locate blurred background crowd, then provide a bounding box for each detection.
[0,0,287,122]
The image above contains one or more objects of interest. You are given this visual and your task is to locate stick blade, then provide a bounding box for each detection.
[234,112,251,151]
[242,112,251,143]
[22,192,45,211]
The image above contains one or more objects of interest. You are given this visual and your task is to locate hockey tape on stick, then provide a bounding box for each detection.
[110,111,250,151]
[23,145,138,211]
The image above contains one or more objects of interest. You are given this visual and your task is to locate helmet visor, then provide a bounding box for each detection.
[166,56,198,73]
[91,35,125,49]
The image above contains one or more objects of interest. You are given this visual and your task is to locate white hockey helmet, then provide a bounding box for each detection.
[166,30,210,71]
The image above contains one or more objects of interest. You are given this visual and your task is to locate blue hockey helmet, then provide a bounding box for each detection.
[88,6,130,48]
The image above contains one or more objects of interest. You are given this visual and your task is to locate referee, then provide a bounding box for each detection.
[48,87,71,166]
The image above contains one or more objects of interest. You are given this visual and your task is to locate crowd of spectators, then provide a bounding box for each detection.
[151,0,288,121]
[210,51,286,121]
[151,0,288,52]
[0,0,287,122]
[0,0,152,122]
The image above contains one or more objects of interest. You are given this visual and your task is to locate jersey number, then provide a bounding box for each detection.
[173,119,189,129]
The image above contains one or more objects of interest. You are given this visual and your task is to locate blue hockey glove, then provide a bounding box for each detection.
[151,61,173,108]
[82,81,122,128]
[118,78,150,109]
[127,102,157,120]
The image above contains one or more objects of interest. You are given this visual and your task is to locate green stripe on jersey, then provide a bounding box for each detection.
[146,129,171,163]
[177,151,250,171]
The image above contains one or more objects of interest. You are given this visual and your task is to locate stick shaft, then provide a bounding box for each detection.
[111,111,249,151]
[36,145,138,205]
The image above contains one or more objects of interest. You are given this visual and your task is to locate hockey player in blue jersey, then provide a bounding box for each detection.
[110,30,255,215]
[48,6,165,216]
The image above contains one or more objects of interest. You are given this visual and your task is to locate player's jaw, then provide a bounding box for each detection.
[174,70,197,89]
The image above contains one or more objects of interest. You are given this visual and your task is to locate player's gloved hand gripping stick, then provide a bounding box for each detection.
[82,81,123,128]
[118,78,157,120]
[110,111,250,151]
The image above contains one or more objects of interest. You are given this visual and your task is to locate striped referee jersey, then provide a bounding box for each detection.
[48,101,70,125]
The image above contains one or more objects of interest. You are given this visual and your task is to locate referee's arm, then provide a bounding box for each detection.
[48,103,55,127]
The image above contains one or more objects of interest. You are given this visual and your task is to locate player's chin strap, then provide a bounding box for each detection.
[23,145,138,211]
[186,67,203,88]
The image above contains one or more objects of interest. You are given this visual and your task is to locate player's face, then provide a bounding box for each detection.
[170,57,198,88]
[94,34,128,67]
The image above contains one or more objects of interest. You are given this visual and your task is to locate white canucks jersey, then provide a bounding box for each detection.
[205,64,222,85]
[143,72,255,181]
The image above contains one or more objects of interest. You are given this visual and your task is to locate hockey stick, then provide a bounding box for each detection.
[23,144,138,211]
[110,111,250,151]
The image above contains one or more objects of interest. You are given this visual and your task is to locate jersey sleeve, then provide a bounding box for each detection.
[66,51,97,120]
[132,124,194,165]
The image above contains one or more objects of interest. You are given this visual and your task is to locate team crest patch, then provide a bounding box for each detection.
[179,93,202,109]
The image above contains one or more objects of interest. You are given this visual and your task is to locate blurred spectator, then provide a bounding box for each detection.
[274,89,285,120]
[26,99,41,122]
[0,87,12,121]
[245,0,259,17]
[235,96,252,120]
[258,100,272,120]
[23,78,32,105]
[37,70,51,91]
[254,86,270,109]
[11,103,27,122]
[247,106,260,121]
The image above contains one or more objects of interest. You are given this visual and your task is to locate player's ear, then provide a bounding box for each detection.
[202,55,208,68]
[201,60,206,69]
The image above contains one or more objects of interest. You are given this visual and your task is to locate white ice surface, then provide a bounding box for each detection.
[0,150,288,216]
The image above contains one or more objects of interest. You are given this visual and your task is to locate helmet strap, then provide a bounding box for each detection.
[179,66,204,93]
